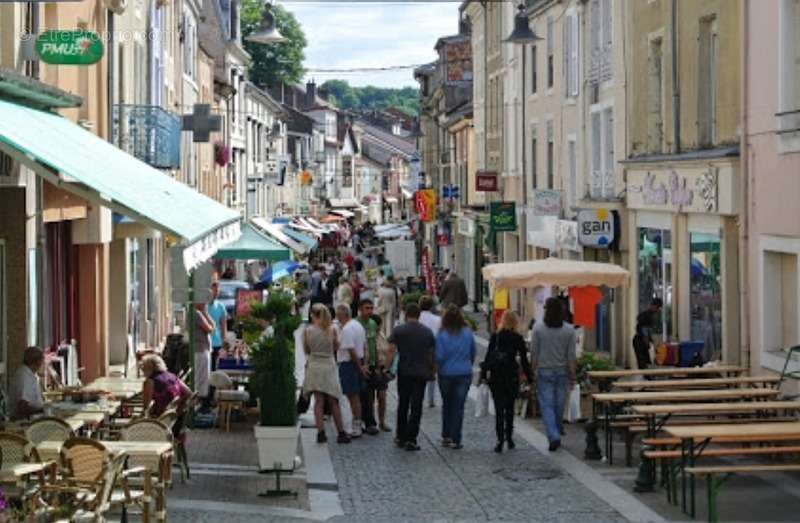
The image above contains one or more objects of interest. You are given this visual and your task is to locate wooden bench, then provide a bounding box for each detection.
[686,464,800,523]
[617,415,797,466]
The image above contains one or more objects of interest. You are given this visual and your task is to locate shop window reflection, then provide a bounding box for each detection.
[690,231,722,361]
[638,227,672,340]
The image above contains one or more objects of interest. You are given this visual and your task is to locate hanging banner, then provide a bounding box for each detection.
[421,246,437,295]
[415,189,436,222]
[493,287,509,329]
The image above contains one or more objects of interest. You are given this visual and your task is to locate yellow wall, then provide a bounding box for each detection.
[627,0,741,156]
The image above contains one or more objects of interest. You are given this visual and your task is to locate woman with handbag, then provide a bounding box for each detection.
[302,303,351,444]
[480,310,532,453]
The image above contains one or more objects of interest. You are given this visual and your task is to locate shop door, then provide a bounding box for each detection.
[689,231,722,361]
[638,227,673,340]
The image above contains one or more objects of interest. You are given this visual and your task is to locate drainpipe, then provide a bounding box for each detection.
[739,0,750,369]
[671,0,680,154]
[107,10,115,143]
[32,2,45,347]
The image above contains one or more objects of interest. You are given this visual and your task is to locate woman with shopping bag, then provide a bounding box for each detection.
[479,311,533,453]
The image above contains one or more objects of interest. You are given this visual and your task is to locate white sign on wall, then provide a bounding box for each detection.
[578,209,616,248]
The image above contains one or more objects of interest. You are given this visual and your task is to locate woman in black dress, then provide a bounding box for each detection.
[480,310,533,453]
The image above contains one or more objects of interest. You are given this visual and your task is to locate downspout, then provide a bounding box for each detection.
[33,2,45,348]
[739,0,750,369]
[107,10,115,143]
[671,0,681,153]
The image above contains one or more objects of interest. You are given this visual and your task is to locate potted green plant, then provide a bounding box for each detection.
[248,292,302,471]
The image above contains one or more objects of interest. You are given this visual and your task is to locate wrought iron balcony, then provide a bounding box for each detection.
[113,105,181,169]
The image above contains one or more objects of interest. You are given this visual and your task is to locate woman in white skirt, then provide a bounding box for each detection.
[303,304,351,444]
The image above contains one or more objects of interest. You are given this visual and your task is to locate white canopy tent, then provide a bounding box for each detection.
[481,258,630,289]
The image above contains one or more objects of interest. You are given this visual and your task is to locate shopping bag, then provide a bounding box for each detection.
[474,384,490,417]
[566,384,582,423]
[488,393,496,416]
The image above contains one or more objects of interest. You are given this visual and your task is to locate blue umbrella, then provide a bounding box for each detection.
[260,260,300,285]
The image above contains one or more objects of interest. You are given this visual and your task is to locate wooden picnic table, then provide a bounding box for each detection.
[665,422,800,517]
[592,388,781,465]
[613,376,781,390]
[588,366,747,391]
[632,400,800,438]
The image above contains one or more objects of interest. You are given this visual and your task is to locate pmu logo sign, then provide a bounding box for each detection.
[578,209,615,248]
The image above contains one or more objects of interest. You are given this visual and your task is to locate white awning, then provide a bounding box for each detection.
[328,198,360,208]
[401,188,414,199]
[251,217,307,255]
[331,209,355,218]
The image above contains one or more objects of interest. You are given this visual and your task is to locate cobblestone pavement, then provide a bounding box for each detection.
[325,388,626,523]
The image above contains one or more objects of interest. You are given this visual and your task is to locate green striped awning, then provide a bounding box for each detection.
[0,99,241,270]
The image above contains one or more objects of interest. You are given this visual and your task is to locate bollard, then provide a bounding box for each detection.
[584,418,603,460]
[633,445,656,493]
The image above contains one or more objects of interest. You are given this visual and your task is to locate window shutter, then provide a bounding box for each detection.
[603,0,613,50]
[590,0,601,53]
[571,14,579,96]
[603,109,615,198]
[591,112,602,198]
[547,16,554,54]
[564,14,572,96]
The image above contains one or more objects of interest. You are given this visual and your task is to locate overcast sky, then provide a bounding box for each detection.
[282,1,461,88]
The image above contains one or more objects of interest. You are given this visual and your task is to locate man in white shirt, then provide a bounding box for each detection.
[9,346,45,420]
[418,296,442,408]
[336,305,367,437]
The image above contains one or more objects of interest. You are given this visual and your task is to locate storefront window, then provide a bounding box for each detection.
[638,227,672,339]
[690,231,722,360]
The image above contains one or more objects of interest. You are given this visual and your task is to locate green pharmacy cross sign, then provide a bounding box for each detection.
[490,201,517,232]
[36,31,104,65]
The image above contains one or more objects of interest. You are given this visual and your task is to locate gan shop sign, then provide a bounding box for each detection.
[490,202,517,232]
[36,31,104,65]
[577,208,616,248]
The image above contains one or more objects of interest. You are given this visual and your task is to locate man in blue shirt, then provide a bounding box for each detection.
[208,281,228,371]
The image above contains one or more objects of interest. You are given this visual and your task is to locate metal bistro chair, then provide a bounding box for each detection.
[47,438,152,522]
[209,371,250,432]
[25,417,74,446]
[0,432,54,514]
[121,419,174,505]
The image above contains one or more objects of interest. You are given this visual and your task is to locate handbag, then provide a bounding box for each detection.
[296,393,311,414]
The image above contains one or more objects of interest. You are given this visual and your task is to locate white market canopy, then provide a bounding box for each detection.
[482,258,630,290]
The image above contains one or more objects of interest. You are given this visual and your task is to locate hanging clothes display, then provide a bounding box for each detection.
[568,286,604,328]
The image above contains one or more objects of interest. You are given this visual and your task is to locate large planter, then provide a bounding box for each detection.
[254,424,300,471]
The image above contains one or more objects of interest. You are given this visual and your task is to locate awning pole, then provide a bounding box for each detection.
[187,270,195,427]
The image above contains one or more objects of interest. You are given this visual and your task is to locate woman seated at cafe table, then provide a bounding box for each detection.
[9,346,46,420]
[141,354,192,421]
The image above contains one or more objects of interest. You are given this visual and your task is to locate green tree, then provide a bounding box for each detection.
[242,1,307,88]
[320,80,419,116]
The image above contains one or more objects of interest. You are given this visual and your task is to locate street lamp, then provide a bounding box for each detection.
[246,2,287,45]
[505,3,541,316]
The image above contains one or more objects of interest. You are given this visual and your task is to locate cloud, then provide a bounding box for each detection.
[284,1,460,87]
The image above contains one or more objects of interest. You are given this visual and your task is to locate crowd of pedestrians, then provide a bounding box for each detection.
[296,223,577,454]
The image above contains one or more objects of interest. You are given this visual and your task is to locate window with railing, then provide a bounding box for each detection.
[113,105,181,168]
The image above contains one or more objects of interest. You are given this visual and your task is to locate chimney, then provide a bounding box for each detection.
[306,80,317,109]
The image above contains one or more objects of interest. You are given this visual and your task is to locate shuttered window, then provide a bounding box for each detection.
[564,12,579,98]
